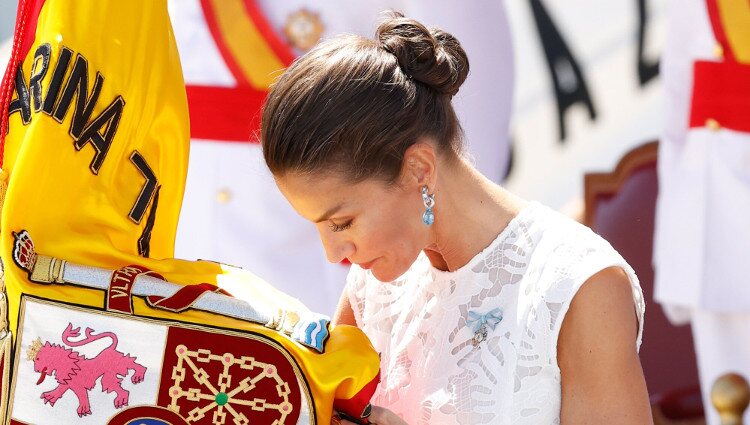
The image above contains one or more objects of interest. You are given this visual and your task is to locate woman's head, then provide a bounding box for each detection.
[261,11,469,184]
[261,12,470,280]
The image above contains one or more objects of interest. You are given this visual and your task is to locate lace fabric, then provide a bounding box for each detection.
[347,202,645,425]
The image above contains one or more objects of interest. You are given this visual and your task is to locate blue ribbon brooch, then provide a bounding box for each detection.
[467,308,503,346]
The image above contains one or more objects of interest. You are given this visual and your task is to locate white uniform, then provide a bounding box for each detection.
[653,1,750,423]
[169,0,514,315]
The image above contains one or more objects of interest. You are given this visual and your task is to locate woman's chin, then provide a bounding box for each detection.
[370,264,406,283]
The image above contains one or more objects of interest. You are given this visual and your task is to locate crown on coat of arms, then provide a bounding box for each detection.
[26,337,43,361]
[12,230,37,273]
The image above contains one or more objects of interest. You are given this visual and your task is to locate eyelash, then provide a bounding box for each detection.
[329,220,352,232]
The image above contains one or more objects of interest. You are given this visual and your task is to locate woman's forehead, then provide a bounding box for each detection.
[277,172,347,195]
[276,173,352,216]
[276,173,393,217]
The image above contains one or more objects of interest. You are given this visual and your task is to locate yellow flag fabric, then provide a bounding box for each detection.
[2,0,191,322]
[0,1,379,423]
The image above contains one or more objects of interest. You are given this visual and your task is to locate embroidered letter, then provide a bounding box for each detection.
[52,53,104,138]
[74,95,125,174]
[42,46,73,115]
[128,151,158,224]
[8,66,31,125]
[29,43,51,112]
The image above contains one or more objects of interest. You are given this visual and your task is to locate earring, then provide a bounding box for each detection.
[421,186,435,226]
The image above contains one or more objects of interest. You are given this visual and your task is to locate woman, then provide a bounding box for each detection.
[261,12,652,425]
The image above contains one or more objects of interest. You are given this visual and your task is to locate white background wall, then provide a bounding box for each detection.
[504,0,665,210]
[0,0,665,213]
[1,1,17,40]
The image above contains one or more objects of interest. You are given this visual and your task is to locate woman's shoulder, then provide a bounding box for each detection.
[523,202,629,273]
[517,202,645,352]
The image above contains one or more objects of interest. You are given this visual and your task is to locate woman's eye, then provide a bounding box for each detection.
[329,220,352,232]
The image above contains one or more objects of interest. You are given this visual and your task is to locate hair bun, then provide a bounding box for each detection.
[377,11,469,97]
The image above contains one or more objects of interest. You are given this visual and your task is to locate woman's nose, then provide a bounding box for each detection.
[321,234,355,264]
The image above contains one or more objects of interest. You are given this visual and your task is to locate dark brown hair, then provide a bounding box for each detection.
[261,11,470,184]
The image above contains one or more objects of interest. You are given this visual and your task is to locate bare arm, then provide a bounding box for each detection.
[558,267,653,424]
[333,284,357,327]
[334,287,407,425]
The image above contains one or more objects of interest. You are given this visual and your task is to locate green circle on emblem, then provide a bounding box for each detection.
[215,392,229,405]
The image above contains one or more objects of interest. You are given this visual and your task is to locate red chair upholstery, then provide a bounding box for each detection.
[584,141,703,423]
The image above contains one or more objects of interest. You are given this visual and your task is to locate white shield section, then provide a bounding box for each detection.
[11,298,167,425]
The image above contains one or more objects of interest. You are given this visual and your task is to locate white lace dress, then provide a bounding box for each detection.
[347,202,645,425]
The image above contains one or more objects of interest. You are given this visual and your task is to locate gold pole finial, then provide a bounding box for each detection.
[712,373,750,425]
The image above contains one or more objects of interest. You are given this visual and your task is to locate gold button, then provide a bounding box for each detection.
[713,44,724,59]
[216,189,232,204]
[705,118,721,131]
[284,9,325,52]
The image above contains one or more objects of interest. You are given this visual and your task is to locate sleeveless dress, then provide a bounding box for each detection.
[347,202,645,425]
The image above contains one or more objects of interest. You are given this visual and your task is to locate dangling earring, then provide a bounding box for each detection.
[421,186,435,226]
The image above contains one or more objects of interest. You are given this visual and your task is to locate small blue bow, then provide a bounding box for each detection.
[467,308,503,333]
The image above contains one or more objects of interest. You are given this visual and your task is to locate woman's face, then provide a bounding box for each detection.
[276,172,430,282]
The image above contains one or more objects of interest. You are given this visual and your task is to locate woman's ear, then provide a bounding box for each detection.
[401,140,438,190]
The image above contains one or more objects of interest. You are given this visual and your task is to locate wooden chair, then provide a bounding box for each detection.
[584,141,703,424]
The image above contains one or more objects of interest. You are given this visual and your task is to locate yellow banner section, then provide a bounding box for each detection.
[1,0,379,422]
[206,0,290,88]
[716,0,750,63]
[4,0,188,266]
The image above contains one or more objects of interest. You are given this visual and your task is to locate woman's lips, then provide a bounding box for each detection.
[357,258,377,270]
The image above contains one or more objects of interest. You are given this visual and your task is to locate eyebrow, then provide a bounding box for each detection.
[314,203,344,223]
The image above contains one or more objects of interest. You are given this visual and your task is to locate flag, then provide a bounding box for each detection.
[0,0,379,423]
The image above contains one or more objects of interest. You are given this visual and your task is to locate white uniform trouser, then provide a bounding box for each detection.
[691,310,750,425]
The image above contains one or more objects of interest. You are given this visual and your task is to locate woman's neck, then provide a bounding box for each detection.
[424,159,526,272]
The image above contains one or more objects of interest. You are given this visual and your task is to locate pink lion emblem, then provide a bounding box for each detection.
[27,323,147,417]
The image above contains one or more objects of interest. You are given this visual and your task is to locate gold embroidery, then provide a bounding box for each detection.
[9,296,314,425]
[29,255,66,284]
[0,168,7,220]
[25,337,42,361]
[0,330,10,422]
[283,9,324,52]
[169,345,295,423]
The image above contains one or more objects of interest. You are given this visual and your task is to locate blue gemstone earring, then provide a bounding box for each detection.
[421,186,435,226]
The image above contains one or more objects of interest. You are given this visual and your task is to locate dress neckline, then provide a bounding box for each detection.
[427,201,541,280]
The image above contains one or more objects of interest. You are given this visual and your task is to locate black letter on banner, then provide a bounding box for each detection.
[128,151,158,224]
[528,0,596,142]
[137,186,160,257]
[8,65,31,125]
[636,0,659,86]
[74,96,124,174]
[53,54,104,138]
[42,46,73,115]
[29,44,51,112]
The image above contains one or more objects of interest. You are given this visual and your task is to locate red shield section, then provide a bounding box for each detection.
[158,326,305,424]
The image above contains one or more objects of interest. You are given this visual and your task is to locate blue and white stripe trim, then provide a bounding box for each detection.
[291,313,330,353]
